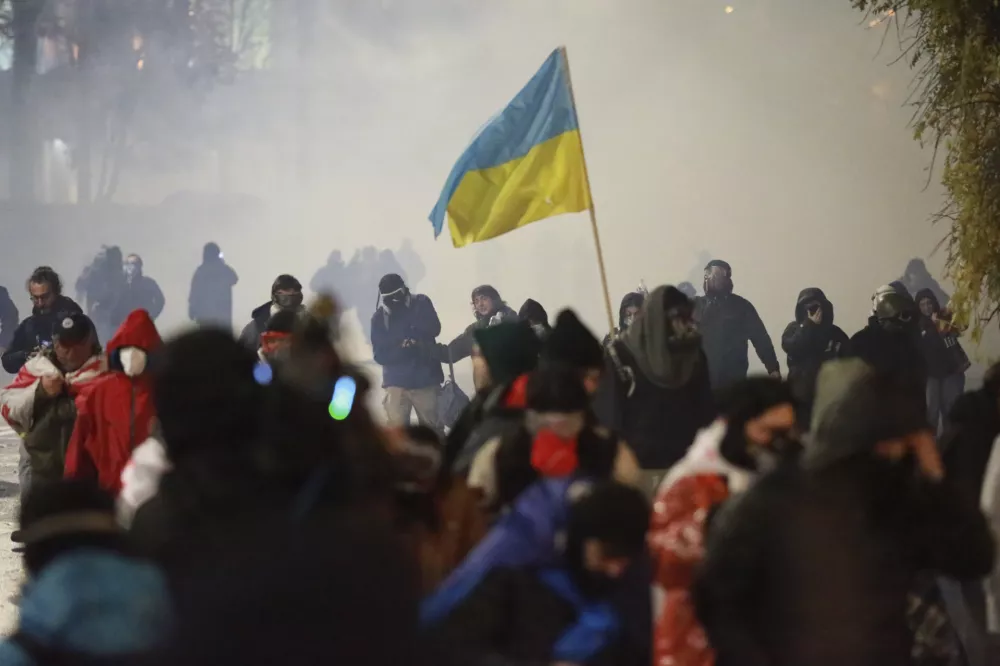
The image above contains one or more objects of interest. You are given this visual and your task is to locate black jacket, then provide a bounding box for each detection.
[780,288,850,425]
[849,319,926,410]
[695,293,779,389]
[188,260,239,328]
[238,303,273,351]
[695,459,995,666]
[1,296,83,374]
[0,286,19,350]
[941,388,1000,509]
[594,342,715,469]
[114,276,165,326]
[440,305,518,363]
[427,566,630,666]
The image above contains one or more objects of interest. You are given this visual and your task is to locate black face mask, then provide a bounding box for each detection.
[275,292,303,310]
[384,293,408,309]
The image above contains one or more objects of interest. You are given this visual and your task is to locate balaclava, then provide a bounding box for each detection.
[378,274,409,314]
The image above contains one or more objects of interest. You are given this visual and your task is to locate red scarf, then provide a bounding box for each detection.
[530,429,580,477]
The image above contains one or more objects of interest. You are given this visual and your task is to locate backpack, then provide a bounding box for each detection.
[437,361,470,432]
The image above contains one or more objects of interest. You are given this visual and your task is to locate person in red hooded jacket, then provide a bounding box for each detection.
[64,309,162,493]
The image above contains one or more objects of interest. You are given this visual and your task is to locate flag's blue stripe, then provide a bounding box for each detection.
[429,49,578,237]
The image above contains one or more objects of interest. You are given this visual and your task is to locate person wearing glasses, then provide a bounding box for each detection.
[781,288,851,426]
[1,267,83,374]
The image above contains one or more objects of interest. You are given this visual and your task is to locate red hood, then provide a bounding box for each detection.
[107,310,162,355]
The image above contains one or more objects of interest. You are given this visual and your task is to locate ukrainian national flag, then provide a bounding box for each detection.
[429,48,592,248]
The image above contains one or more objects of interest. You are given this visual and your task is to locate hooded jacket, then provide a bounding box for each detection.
[0,550,171,665]
[594,286,715,469]
[1,296,83,374]
[914,289,967,380]
[695,291,779,389]
[188,247,238,328]
[370,293,444,389]
[780,288,850,424]
[695,360,995,666]
[64,310,162,493]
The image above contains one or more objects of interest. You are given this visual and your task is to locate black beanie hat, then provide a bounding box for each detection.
[378,274,406,295]
[526,365,590,413]
[53,313,96,347]
[473,321,541,386]
[542,309,604,370]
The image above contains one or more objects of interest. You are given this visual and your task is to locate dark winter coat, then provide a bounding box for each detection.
[114,276,165,326]
[238,303,274,351]
[370,294,444,390]
[780,288,850,424]
[0,286,19,350]
[914,289,967,380]
[441,305,518,363]
[941,387,1000,509]
[594,342,715,469]
[695,293,779,389]
[1,296,83,374]
[188,259,239,328]
[849,319,927,410]
[427,566,628,666]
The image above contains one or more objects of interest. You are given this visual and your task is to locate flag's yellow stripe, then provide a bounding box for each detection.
[446,129,591,248]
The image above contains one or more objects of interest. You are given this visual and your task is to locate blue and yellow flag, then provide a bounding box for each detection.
[429,48,592,248]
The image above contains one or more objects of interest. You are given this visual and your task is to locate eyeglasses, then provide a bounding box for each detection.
[29,292,52,303]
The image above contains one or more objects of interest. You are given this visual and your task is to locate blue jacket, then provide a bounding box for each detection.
[370,294,444,390]
[0,550,172,665]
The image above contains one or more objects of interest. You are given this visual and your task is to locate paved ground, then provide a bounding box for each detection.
[0,425,20,633]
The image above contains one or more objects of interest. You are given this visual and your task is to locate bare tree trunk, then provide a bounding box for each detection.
[9,0,43,202]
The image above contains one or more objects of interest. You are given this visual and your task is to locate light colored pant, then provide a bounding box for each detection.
[927,373,965,435]
[383,386,440,431]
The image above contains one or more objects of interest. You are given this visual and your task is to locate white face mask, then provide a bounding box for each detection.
[119,347,147,378]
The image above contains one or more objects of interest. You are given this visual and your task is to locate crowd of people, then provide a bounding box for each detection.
[0,252,993,666]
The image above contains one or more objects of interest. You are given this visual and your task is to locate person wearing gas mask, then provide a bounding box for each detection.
[238,275,304,351]
[781,288,851,426]
[850,285,927,411]
[188,242,239,329]
[64,309,162,494]
[438,285,518,365]
[371,273,444,430]
[0,314,103,502]
[114,254,165,328]
[695,260,780,389]
[695,360,994,666]
[595,285,715,482]
[603,291,646,346]
[2,267,82,374]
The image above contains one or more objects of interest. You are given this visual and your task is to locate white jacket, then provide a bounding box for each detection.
[117,436,170,527]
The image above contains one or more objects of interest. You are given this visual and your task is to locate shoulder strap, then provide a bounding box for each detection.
[604,340,636,398]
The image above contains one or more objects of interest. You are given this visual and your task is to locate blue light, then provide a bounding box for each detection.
[329,376,357,420]
[253,361,273,386]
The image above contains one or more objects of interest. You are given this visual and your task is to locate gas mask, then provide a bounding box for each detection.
[274,292,304,311]
[665,305,701,351]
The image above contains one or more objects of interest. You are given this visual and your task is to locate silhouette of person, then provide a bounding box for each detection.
[899,258,950,307]
[76,245,126,344]
[310,250,347,296]
[114,254,165,325]
[189,242,239,329]
[395,239,426,288]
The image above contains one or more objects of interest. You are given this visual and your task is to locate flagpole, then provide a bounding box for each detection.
[558,46,616,335]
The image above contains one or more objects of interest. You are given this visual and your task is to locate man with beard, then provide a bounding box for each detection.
[595,286,715,481]
[115,254,165,324]
[238,275,304,350]
[371,273,444,430]
[2,267,83,374]
[188,242,239,329]
[438,285,518,364]
[781,288,851,425]
[0,314,103,502]
[850,286,926,411]
[695,360,994,666]
[426,481,651,666]
[695,260,780,389]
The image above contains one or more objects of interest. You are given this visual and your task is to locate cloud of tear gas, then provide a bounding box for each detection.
[5,0,993,388]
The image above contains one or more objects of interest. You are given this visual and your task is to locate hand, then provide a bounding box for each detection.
[909,432,945,482]
[40,375,64,397]
[769,370,781,379]
[808,308,823,325]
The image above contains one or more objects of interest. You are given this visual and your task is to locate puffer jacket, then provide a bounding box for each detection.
[780,288,850,425]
